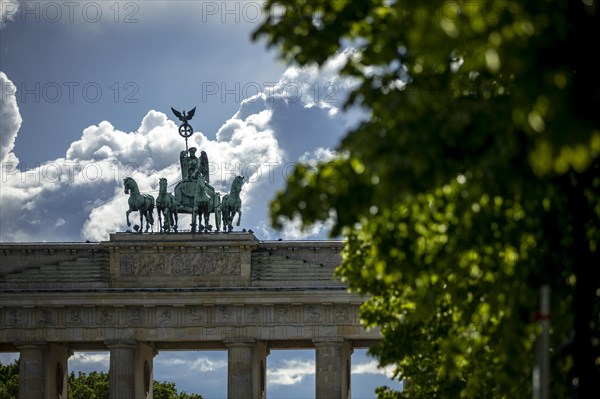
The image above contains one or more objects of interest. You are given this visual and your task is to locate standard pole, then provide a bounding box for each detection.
[533,285,550,399]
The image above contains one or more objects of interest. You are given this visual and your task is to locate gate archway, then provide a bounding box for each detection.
[0,233,380,399]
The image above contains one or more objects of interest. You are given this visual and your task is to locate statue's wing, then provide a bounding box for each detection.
[187,107,196,120]
[171,107,184,121]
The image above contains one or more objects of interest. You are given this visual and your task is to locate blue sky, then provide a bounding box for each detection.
[0,1,402,396]
[2,348,402,398]
[0,0,365,242]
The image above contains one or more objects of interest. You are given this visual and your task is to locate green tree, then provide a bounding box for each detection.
[65,371,204,399]
[153,380,178,399]
[152,380,204,399]
[178,391,204,399]
[0,360,19,399]
[1,365,204,398]
[255,1,599,398]
[69,371,109,399]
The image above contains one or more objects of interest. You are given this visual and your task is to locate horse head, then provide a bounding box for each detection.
[124,177,140,195]
[231,176,244,194]
[123,177,132,194]
[159,178,168,193]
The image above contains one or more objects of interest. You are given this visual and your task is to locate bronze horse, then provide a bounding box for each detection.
[221,176,244,232]
[123,177,154,232]
[192,177,213,232]
[156,178,178,232]
[174,177,221,232]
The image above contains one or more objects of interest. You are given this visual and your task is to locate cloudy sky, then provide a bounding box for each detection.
[0,0,401,396]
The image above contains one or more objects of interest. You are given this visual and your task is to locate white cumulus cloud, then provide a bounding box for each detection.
[267,359,315,386]
[352,360,396,379]
[0,71,22,164]
[70,352,110,368]
[0,54,362,242]
[156,356,227,373]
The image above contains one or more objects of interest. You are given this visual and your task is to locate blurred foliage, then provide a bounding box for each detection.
[153,379,204,399]
[69,371,109,399]
[0,363,204,399]
[255,0,599,397]
[67,371,204,399]
[0,360,19,399]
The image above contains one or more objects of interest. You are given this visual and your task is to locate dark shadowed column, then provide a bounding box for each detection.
[106,340,137,399]
[226,340,267,399]
[45,344,70,399]
[17,342,47,399]
[314,339,352,399]
[226,341,254,399]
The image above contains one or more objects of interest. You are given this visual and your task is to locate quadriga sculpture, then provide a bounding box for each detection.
[174,147,221,232]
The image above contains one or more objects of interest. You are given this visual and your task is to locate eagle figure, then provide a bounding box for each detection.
[171,107,196,123]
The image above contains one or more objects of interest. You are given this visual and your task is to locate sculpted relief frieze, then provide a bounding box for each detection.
[119,252,241,277]
[0,303,373,343]
[1,304,358,330]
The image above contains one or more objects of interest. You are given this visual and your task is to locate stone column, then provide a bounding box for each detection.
[45,344,71,399]
[314,339,352,399]
[253,341,268,399]
[225,340,267,399]
[16,342,71,399]
[134,342,155,399]
[17,342,46,399]
[107,340,137,399]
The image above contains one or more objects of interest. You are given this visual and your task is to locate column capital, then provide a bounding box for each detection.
[224,338,256,347]
[313,337,345,346]
[105,339,138,349]
[15,341,48,350]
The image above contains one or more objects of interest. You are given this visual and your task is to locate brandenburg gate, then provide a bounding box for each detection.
[0,233,380,398]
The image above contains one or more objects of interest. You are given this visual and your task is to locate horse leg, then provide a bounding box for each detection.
[126,209,132,227]
[224,210,232,232]
[173,207,178,232]
[158,207,163,232]
[164,209,170,232]
[166,209,173,232]
[227,212,233,231]
[191,208,197,233]
[221,211,228,232]
[147,202,155,232]
[215,208,221,232]
[146,210,152,232]
[167,207,174,232]
[198,207,205,232]
[236,209,242,226]
[204,210,211,232]
[142,208,151,233]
